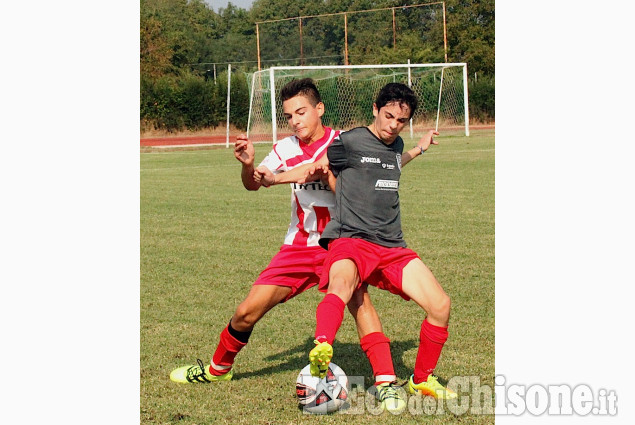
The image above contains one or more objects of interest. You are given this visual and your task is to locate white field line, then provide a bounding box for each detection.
[140,164,235,172]
[427,149,494,154]
[140,149,494,172]
[141,141,274,149]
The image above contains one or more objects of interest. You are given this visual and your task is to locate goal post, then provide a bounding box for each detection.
[246,63,470,144]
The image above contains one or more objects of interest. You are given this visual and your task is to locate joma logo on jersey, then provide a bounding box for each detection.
[361,156,381,163]
[375,179,399,190]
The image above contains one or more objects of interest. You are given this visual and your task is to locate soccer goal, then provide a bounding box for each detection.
[246,63,470,144]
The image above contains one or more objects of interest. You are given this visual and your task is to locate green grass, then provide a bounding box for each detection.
[141,128,495,424]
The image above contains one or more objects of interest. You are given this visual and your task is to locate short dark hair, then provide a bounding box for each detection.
[374,83,418,119]
[279,78,322,106]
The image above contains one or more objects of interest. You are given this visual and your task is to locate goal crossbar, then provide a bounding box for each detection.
[266,63,464,71]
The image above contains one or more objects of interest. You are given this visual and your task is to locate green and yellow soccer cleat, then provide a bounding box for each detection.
[170,359,233,384]
[308,340,333,378]
[407,374,457,399]
[374,381,407,414]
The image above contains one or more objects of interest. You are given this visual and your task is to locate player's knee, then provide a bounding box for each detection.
[233,302,261,330]
[329,274,347,290]
[329,274,356,301]
[428,292,451,323]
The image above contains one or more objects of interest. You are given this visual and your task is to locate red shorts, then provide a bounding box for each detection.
[253,245,327,302]
[319,238,420,301]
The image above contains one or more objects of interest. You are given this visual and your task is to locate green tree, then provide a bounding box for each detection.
[443,0,495,75]
[206,5,256,66]
[140,0,495,132]
[140,15,174,78]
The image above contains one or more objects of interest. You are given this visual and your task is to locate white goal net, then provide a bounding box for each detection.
[246,63,469,144]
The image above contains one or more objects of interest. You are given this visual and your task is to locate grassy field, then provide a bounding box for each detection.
[140,128,495,424]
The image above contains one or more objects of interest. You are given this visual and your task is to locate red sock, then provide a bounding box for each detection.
[210,326,247,376]
[413,319,449,383]
[360,332,396,385]
[314,293,345,344]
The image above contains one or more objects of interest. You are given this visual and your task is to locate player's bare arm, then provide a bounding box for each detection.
[253,166,275,187]
[302,158,331,185]
[400,130,439,167]
[257,154,330,187]
[234,134,263,191]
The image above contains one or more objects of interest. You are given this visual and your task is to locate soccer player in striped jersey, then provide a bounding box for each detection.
[170,78,431,413]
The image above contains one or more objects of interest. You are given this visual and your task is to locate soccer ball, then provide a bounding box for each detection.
[295,362,349,414]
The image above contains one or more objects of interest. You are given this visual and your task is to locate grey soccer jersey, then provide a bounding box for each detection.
[319,127,407,249]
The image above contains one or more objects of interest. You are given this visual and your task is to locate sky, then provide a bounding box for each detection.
[204,0,255,12]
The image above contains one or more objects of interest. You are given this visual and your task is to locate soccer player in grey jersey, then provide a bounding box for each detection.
[320,126,406,248]
[308,82,458,399]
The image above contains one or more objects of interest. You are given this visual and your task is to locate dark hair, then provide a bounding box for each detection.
[279,78,322,106]
[374,83,418,119]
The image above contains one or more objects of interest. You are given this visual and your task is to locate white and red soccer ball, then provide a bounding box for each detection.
[295,362,349,414]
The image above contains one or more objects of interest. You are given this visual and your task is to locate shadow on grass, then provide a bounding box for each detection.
[234,337,419,385]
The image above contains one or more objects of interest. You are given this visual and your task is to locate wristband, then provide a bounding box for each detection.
[418,145,425,155]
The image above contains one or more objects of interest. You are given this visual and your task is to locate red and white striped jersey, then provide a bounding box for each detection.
[259,127,341,247]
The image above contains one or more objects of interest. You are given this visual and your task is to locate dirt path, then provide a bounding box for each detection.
[140,135,228,147]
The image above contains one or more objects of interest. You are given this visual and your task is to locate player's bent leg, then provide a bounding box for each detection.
[231,284,293,331]
[326,258,359,303]
[314,259,360,344]
[347,283,383,338]
[348,284,399,391]
[400,258,455,397]
[213,284,292,373]
[400,258,451,326]
[310,259,359,378]
[170,284,292,384]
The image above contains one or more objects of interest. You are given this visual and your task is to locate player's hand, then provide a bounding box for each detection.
[300,163,329,184]
[417,130,440,153]
[234,134,255,166]
[319,169,334,187]
[254,166,275,187]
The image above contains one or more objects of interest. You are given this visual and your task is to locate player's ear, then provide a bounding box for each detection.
[372,103,379,117]
[316,101,325,118]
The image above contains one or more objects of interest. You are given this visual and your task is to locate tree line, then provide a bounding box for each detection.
[140,0,494,133]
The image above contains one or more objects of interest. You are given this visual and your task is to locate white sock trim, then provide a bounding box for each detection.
[375,374,397,384]
[210,360,232,372]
